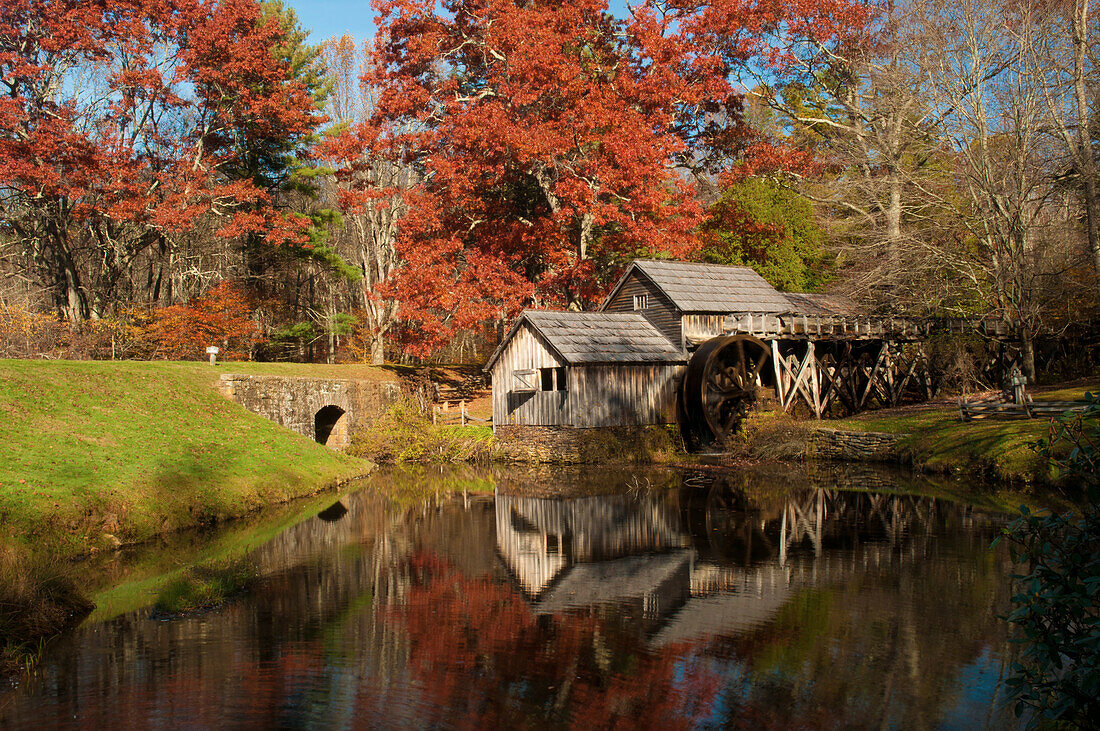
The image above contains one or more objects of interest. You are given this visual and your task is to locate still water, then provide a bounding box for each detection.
[1,464,1017,729]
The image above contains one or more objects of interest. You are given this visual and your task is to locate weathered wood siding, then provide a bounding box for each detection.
[603,272,683,350]
[491,324,571,427]
[569,364,684,427]
[681,314,726,344]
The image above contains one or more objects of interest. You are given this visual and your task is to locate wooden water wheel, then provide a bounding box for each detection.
[681,335,772,448]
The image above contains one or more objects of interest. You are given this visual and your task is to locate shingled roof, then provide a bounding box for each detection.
[486,310,685,370]
[623,259,795,314]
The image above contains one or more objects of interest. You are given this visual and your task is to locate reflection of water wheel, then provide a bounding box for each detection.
[682,335,771,448]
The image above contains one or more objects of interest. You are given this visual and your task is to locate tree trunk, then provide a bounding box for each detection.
[1073,0,1100,273]
[61,260,87,326]
[885,168,903,257]
[1020,332,1036,382]
[370,332,385,365]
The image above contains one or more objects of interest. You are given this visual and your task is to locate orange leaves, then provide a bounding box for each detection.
[355,0,873,355]
[140,283,260,360]
[1,0,328,325]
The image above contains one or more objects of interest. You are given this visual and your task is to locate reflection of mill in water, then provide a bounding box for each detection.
[496,479,948,646]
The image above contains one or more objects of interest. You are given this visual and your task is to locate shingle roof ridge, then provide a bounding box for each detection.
[632,258,760,272]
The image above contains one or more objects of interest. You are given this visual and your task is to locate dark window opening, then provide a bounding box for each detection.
[314,405,346,446]
[546,533,561,555]
[540,367,568,392]
[634,294,648,310]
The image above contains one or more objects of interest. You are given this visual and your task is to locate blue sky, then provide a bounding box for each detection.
[285,1,379,44]
[285,0,634,45]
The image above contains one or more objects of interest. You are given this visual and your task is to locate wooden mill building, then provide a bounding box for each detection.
[487,259,947,448]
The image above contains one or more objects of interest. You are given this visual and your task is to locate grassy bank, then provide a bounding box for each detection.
[0,359,376,558]
[737,380,1098,486]
[0,358,384,677]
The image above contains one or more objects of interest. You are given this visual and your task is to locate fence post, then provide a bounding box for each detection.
[461,400,467,426]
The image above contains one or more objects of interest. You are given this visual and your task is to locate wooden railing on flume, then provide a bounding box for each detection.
[433,400,492,426]
[683,313,1019,345]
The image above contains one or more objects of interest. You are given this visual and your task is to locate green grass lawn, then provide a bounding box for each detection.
[0,359,382,557]
[827,380,1099,485]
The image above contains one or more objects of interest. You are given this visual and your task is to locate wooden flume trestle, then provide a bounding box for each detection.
[680,313,1023,447]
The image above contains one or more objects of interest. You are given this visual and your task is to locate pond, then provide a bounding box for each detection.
[1,464,1019,729]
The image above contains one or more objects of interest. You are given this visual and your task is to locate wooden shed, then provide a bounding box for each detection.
[485,310,686,428]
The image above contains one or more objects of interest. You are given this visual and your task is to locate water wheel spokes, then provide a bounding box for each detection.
[682,335,772,448]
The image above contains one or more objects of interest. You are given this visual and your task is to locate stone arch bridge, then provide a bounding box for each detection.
[218,374,402,449]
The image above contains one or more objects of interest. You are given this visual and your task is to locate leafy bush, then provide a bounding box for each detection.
[347,399,496,463]
[997,394,1100,726]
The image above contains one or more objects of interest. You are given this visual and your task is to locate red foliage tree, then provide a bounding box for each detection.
[340,0,869,353]
[141,282,259,359]
[0,0,323,324]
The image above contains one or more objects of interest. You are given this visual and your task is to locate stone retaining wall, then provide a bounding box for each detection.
[807,428,909,463]
[494,424,681,464]
[219,374,402,449]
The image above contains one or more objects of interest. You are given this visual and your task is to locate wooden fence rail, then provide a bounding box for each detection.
[958,396,1091,422]
[432,400,491,427]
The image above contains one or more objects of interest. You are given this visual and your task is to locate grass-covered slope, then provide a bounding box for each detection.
[829,381,1099,484]
[0,360,374,557]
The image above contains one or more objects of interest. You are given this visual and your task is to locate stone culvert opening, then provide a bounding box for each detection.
[314,405,348,448]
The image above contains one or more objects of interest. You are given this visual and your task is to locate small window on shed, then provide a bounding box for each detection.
[513,369,537,393]
[633,294,648,310]
[539,366,568,392]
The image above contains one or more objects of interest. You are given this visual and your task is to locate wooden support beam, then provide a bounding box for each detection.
[808,343,822,419]
[771,339,785,408]
[783,347,817,414]
[891,351,921,405]
[858,342,889,410]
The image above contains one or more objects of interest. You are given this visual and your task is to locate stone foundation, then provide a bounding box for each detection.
[494,424,682,464]
[219,374,402,449]
[807,428,908,463]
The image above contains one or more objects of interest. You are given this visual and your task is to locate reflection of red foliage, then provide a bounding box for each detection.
[393,552,722,728]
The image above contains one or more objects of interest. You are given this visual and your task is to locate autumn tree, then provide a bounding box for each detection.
[918,0,1094,376]
[321,35,411,364]
[1037,0,1100,274]
[140,281,259,359]
[740,0,967,313]
[0,0,325,326]
[359,0,870,353]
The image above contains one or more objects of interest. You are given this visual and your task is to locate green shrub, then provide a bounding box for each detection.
[347,399,497,463]
[996,393,1100,726]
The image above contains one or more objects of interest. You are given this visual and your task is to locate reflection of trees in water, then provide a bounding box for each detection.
[2,467,1015,729]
